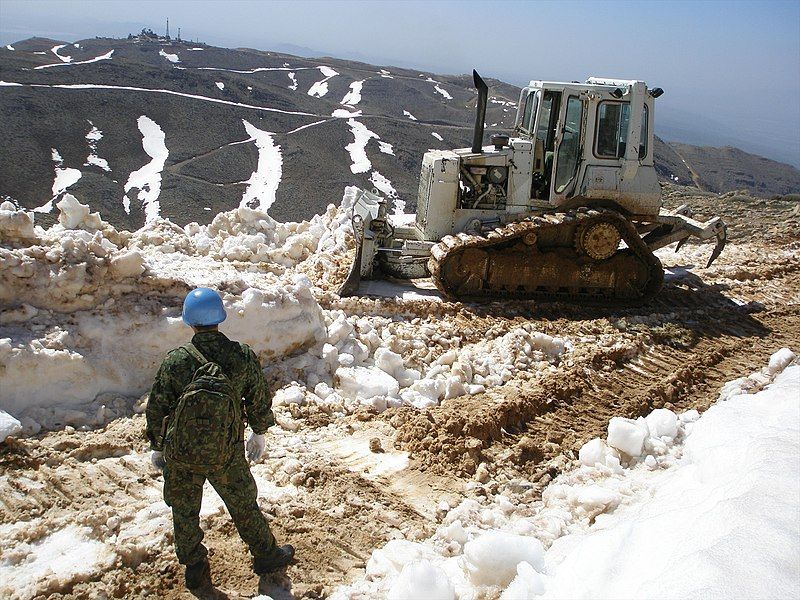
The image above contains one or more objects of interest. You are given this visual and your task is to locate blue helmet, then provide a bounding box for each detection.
[182,288,227,326]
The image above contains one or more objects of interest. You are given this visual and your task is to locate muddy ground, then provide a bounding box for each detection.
[1,187,798,599]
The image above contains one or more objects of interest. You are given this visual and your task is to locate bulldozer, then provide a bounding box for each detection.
[339,71,726,304]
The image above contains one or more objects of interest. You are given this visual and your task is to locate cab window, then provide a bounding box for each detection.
[522,91,538,132]
[595,102,648,159]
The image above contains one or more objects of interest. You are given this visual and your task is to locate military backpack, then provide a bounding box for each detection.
[164,343,243,473]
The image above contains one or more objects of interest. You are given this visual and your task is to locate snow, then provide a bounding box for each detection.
[543,360,800,599]
[35,148,82,213]
[332,349,799,599]
[215,81,224,90]
[84,121,111,171]
[0,409,22,441]
[288,72,298,90]
[340,80,363,106]
[122,116,168,222]
[239,119,283,212]
[403,110,417,120]
[379,69,393,79]
[433,84,452,100]
[369,171,398,201]
[345,119,379,174]
[377,141,395,155]
[332,108,362,118]
[5,45,14,51]
[308,65,338,98]
[159,49,180,63]
[0,525,115,599]
[287,119,328,134]
[607,416,649,456]
[51,44,72,63]
[388,561,455,600]
[34,50,114,69]
[432,132,444,141]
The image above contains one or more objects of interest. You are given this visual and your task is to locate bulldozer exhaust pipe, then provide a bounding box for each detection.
[471,70,488,153]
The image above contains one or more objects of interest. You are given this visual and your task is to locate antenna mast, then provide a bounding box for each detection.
[166,18,170,39]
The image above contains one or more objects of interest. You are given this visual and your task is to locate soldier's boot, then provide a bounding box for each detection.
[253,545,295,575]
[185,557,212,590]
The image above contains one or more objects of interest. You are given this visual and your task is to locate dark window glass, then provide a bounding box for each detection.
[596,102,648,159]
[554,96,583,193]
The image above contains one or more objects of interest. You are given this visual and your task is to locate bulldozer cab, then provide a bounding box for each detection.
[515,79,658,214]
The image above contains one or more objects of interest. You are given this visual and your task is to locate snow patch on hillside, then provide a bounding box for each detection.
[34,149,82,213]
[239,120,283,212]
[340,80,364,106]
[51,44,72,63]
[403,110,417,121]
[379,69,393,78]
[288,72,298,90]
[345,119,379,174]
[432,132,444,141]
[34,50,114,70]
[308,66,339,98]
[378,141,395,155]
[159,49,180,63]
[369,171,398,201]
[122,116,168,222]
[5,45,14,51]
[215,81,225,90]
[84,121,111,172]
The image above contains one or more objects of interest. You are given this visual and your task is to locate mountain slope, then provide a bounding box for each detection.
[1,35,796,230]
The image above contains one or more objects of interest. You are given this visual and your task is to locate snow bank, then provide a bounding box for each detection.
[332,349,799,599]
[239,120,282,212]
[122,116,168,221]
[543,358,800,599]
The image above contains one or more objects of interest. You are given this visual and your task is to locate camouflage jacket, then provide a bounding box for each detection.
[146,330,274,451]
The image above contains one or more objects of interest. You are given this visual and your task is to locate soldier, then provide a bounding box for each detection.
[146,287,294,590]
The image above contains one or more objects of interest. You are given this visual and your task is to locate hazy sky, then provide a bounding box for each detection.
[2,0,799,166]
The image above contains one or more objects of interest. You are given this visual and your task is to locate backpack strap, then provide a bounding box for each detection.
[183,343,210,366]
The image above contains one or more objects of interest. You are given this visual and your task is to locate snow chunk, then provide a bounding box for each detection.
[463,530,545,587]
[500,561,545,600]
[0,202,35,240]
[432,132,444,141]
[159,49,180,63]
[240,120,282,212]
[768,347,795,374]
[56,194,102,230]
[644,408,678,439]
[123,116,168,222]
[336,366,400,406]
[215,81,225,90]
[388,561,455,600]
[607,416,648,457]
[0,410,22,441]
[403,110,417,120]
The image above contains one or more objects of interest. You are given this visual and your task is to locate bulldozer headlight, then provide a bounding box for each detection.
[487,166,508,184]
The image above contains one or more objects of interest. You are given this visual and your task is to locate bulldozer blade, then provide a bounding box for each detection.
[338,214,365,297]
[705,228,727,268]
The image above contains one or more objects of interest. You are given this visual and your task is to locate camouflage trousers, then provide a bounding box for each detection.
[163,450,276,566]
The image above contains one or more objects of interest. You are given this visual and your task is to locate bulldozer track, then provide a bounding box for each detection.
[428,209,664,305]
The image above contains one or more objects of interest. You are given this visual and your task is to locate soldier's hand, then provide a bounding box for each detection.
[151,450,166,471]
[246,433,266,462]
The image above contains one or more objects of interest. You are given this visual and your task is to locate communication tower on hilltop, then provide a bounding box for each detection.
[166,18,170,39]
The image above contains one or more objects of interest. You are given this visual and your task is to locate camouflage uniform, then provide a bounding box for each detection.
[146,330,278,566]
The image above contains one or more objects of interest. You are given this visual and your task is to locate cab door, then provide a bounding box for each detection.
[551,89,586,201]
